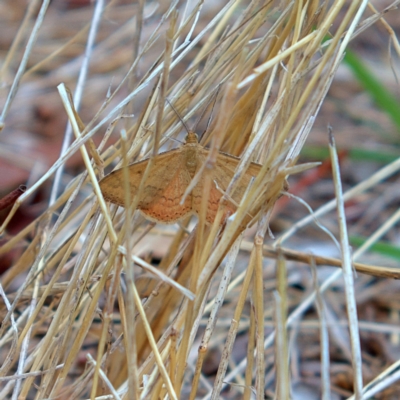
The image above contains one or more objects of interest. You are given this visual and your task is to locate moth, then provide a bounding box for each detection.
[99,132,262,224]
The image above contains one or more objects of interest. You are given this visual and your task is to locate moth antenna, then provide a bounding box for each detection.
[203,85,221,136]
[193,84,221,140]
[166,99,191,134]
[167,136,184,145]
[143,119,184,145]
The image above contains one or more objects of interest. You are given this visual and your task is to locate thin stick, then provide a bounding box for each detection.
[58,83,118,243]
[189,235,242,399]
[50,0,105,205]
[210,250,256,399]
[131,284,178,400]
[310,258,331,400]
[119,129,140,400]
[0,0,51,123]
[87,354,121,400]
[274,290,288,400]
[328,128,363,399]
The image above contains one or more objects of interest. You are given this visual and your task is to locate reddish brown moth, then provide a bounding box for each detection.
[99,132,261,224]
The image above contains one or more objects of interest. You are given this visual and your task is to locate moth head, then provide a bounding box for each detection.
[185,131,199,144]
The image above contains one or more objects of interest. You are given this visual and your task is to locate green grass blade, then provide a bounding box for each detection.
[344,50,400,131]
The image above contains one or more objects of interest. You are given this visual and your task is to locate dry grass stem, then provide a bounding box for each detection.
[329,129,363,398]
